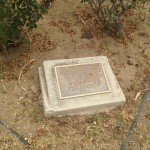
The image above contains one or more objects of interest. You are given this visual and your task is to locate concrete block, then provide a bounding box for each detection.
[39,56,126,117]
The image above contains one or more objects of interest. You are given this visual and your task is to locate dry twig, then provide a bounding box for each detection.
[2,85,9,93]
[18,59,36,91]
[135,88,149,101]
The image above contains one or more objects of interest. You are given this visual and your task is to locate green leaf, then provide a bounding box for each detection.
[0,0,46,46]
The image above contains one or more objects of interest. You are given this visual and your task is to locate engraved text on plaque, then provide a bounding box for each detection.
[55,63,111,99]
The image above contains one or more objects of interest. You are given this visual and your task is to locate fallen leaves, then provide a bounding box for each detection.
[75,5,102,38]
[145,114,150,120]
[137,32,150,38]
[0,53,30,82]
[31,33,56,52]
[36,125,48,137]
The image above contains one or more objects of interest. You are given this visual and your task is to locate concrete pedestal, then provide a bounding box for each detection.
[39,56,126,117]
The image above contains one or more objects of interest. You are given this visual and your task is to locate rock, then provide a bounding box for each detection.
[127,59,134,65]
[81,31,93,39]
[143,49,150,58]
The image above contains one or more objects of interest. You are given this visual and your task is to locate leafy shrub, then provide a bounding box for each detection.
[42,0,54,8]
[81,0,150,36]
[0,0,47,50]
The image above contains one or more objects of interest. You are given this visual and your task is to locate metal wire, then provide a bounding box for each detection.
[0,120,29,145]
[120,86,150,150]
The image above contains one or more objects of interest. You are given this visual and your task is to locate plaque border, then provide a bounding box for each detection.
[54,62,111,100]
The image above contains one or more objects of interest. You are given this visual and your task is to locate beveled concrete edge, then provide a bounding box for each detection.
[39,67,54,117]
[45,101,124,117]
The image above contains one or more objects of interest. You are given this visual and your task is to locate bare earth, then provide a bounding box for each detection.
[0,0,150,150]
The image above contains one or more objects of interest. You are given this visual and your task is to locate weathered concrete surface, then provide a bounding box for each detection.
[39,56,126,117]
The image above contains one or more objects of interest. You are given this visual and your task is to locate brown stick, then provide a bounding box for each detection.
[18,59,36,91]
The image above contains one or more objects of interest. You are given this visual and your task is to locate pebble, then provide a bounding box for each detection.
[143,49,150,58]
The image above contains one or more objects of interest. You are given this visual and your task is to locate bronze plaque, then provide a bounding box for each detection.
[55,63,111,99]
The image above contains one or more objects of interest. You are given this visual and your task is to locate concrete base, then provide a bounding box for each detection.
[39,56,126,117]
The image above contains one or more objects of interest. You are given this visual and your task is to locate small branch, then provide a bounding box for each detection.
[40,33,48,50]
[18,59,36,91]
[91,0,98,9]
[135,89,150,101]
[2,85,9,93]
[19,27,32,44]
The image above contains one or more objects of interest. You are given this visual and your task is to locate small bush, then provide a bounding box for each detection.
[0,0,47,50]
[81,0,150,36]
[42,0,54,8]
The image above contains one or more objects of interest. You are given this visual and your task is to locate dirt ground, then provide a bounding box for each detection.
[0,0,150,150]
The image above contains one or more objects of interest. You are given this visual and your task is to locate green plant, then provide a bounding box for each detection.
[81,0,150,36]
[0,0,47,50]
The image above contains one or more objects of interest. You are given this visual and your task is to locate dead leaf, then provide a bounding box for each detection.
[103,122,109,128]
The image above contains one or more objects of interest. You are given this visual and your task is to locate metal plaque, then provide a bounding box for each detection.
[55,63,111,99]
